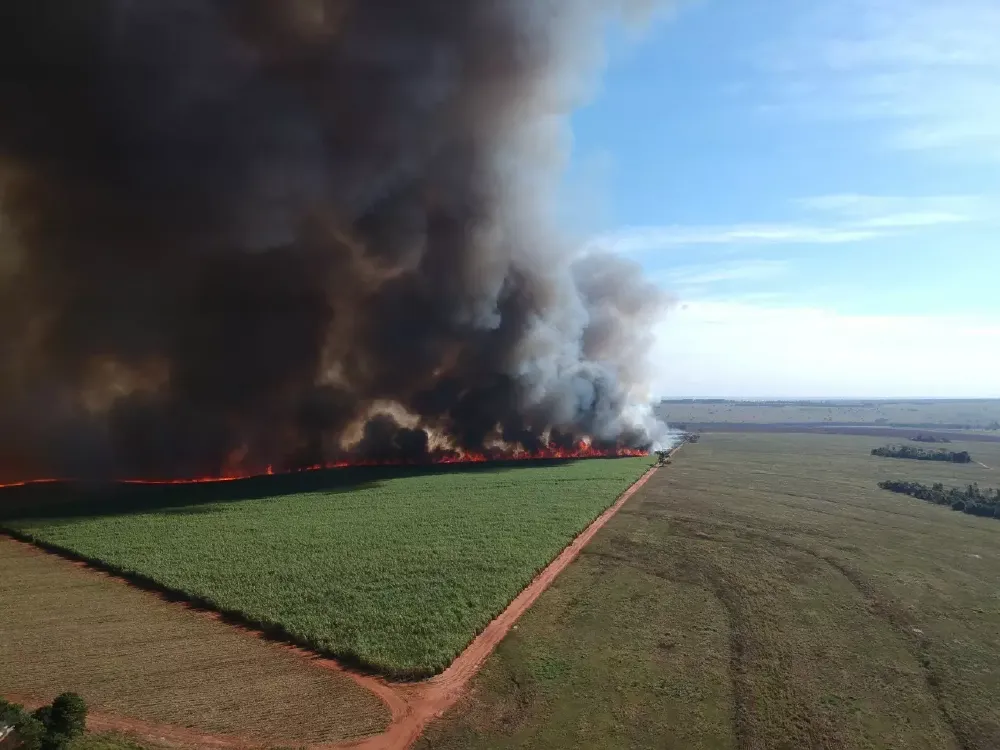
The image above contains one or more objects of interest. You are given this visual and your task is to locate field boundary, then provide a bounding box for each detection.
[2,456,669,750]
[338,459,662,750]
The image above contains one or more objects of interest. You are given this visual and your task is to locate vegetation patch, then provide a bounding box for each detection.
[871,444,972,463]
[1,693,87,750]
[911,434,952,443]
[1,458,652,678]
[879,480,1000,519]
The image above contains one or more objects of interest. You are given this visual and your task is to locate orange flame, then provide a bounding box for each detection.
[0,442,648,489]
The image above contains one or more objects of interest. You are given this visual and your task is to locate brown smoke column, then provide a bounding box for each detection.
[0,0,670,482]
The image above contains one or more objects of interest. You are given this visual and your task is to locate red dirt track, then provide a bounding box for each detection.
[4,461,663,750]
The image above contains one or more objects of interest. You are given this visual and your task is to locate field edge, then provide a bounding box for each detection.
[0,458,656,681]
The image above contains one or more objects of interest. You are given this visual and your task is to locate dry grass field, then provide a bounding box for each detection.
[418,433,1000,750]
[658,398,1000,429]
[0,538,389,746]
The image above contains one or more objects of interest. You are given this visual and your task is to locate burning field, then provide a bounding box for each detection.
[0,0,672,732]
[2,457,654,678]
[0,0,669,487]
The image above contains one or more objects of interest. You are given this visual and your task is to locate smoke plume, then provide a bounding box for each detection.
[0,0,669,482]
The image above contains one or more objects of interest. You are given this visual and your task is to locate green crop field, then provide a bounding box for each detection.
[419,434,1000,750]
[1,457,653,679]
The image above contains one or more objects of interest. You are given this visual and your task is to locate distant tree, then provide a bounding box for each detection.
[13,720,46,750]
[2,694,86,750]
[871,445,973,463]
[1,700,46,750]
[29,707,51,733]
[1,699,20,743]
[879,480,1000,521]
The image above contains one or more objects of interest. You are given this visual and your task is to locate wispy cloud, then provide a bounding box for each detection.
[648,258,791,303]
[658,259,787,286]
[771,0,1000,160]
[589,193,984,255]
[798,192,992,229]
[798,193,989,220]
[591,223,883,255]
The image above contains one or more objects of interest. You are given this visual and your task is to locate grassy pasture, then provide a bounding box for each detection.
[1,457,653,678]
[418,434,1000,750]
[0,537,389,745]
[658,398,1000,429]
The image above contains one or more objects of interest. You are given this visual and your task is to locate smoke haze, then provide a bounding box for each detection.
[0,0,669,482]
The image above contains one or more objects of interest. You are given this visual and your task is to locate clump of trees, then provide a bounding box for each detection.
[910,434,951,444]
[871,444,971,463]
[0,694,87,750]
[878,480,1000,519]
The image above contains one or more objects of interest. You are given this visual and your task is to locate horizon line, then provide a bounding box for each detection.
[655,396,1000,402]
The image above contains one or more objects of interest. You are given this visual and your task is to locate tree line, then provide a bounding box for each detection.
[0,694,86,750]
[871,444,972,463]
[878,480,1000,519]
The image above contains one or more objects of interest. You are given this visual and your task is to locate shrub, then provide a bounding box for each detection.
[871,445,973,463]
[880,480,1000,522]
[912,434,951,443]
[47,694,86,740]
[1,694,86,750]
[19,720,47,750]
[30,707,51,732]
[40,733,71,750]
[1,700,46,750]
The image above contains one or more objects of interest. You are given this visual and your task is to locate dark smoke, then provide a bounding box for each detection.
[0,0,669,482]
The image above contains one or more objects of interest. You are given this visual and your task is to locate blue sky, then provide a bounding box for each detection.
[564,0,1000,398]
